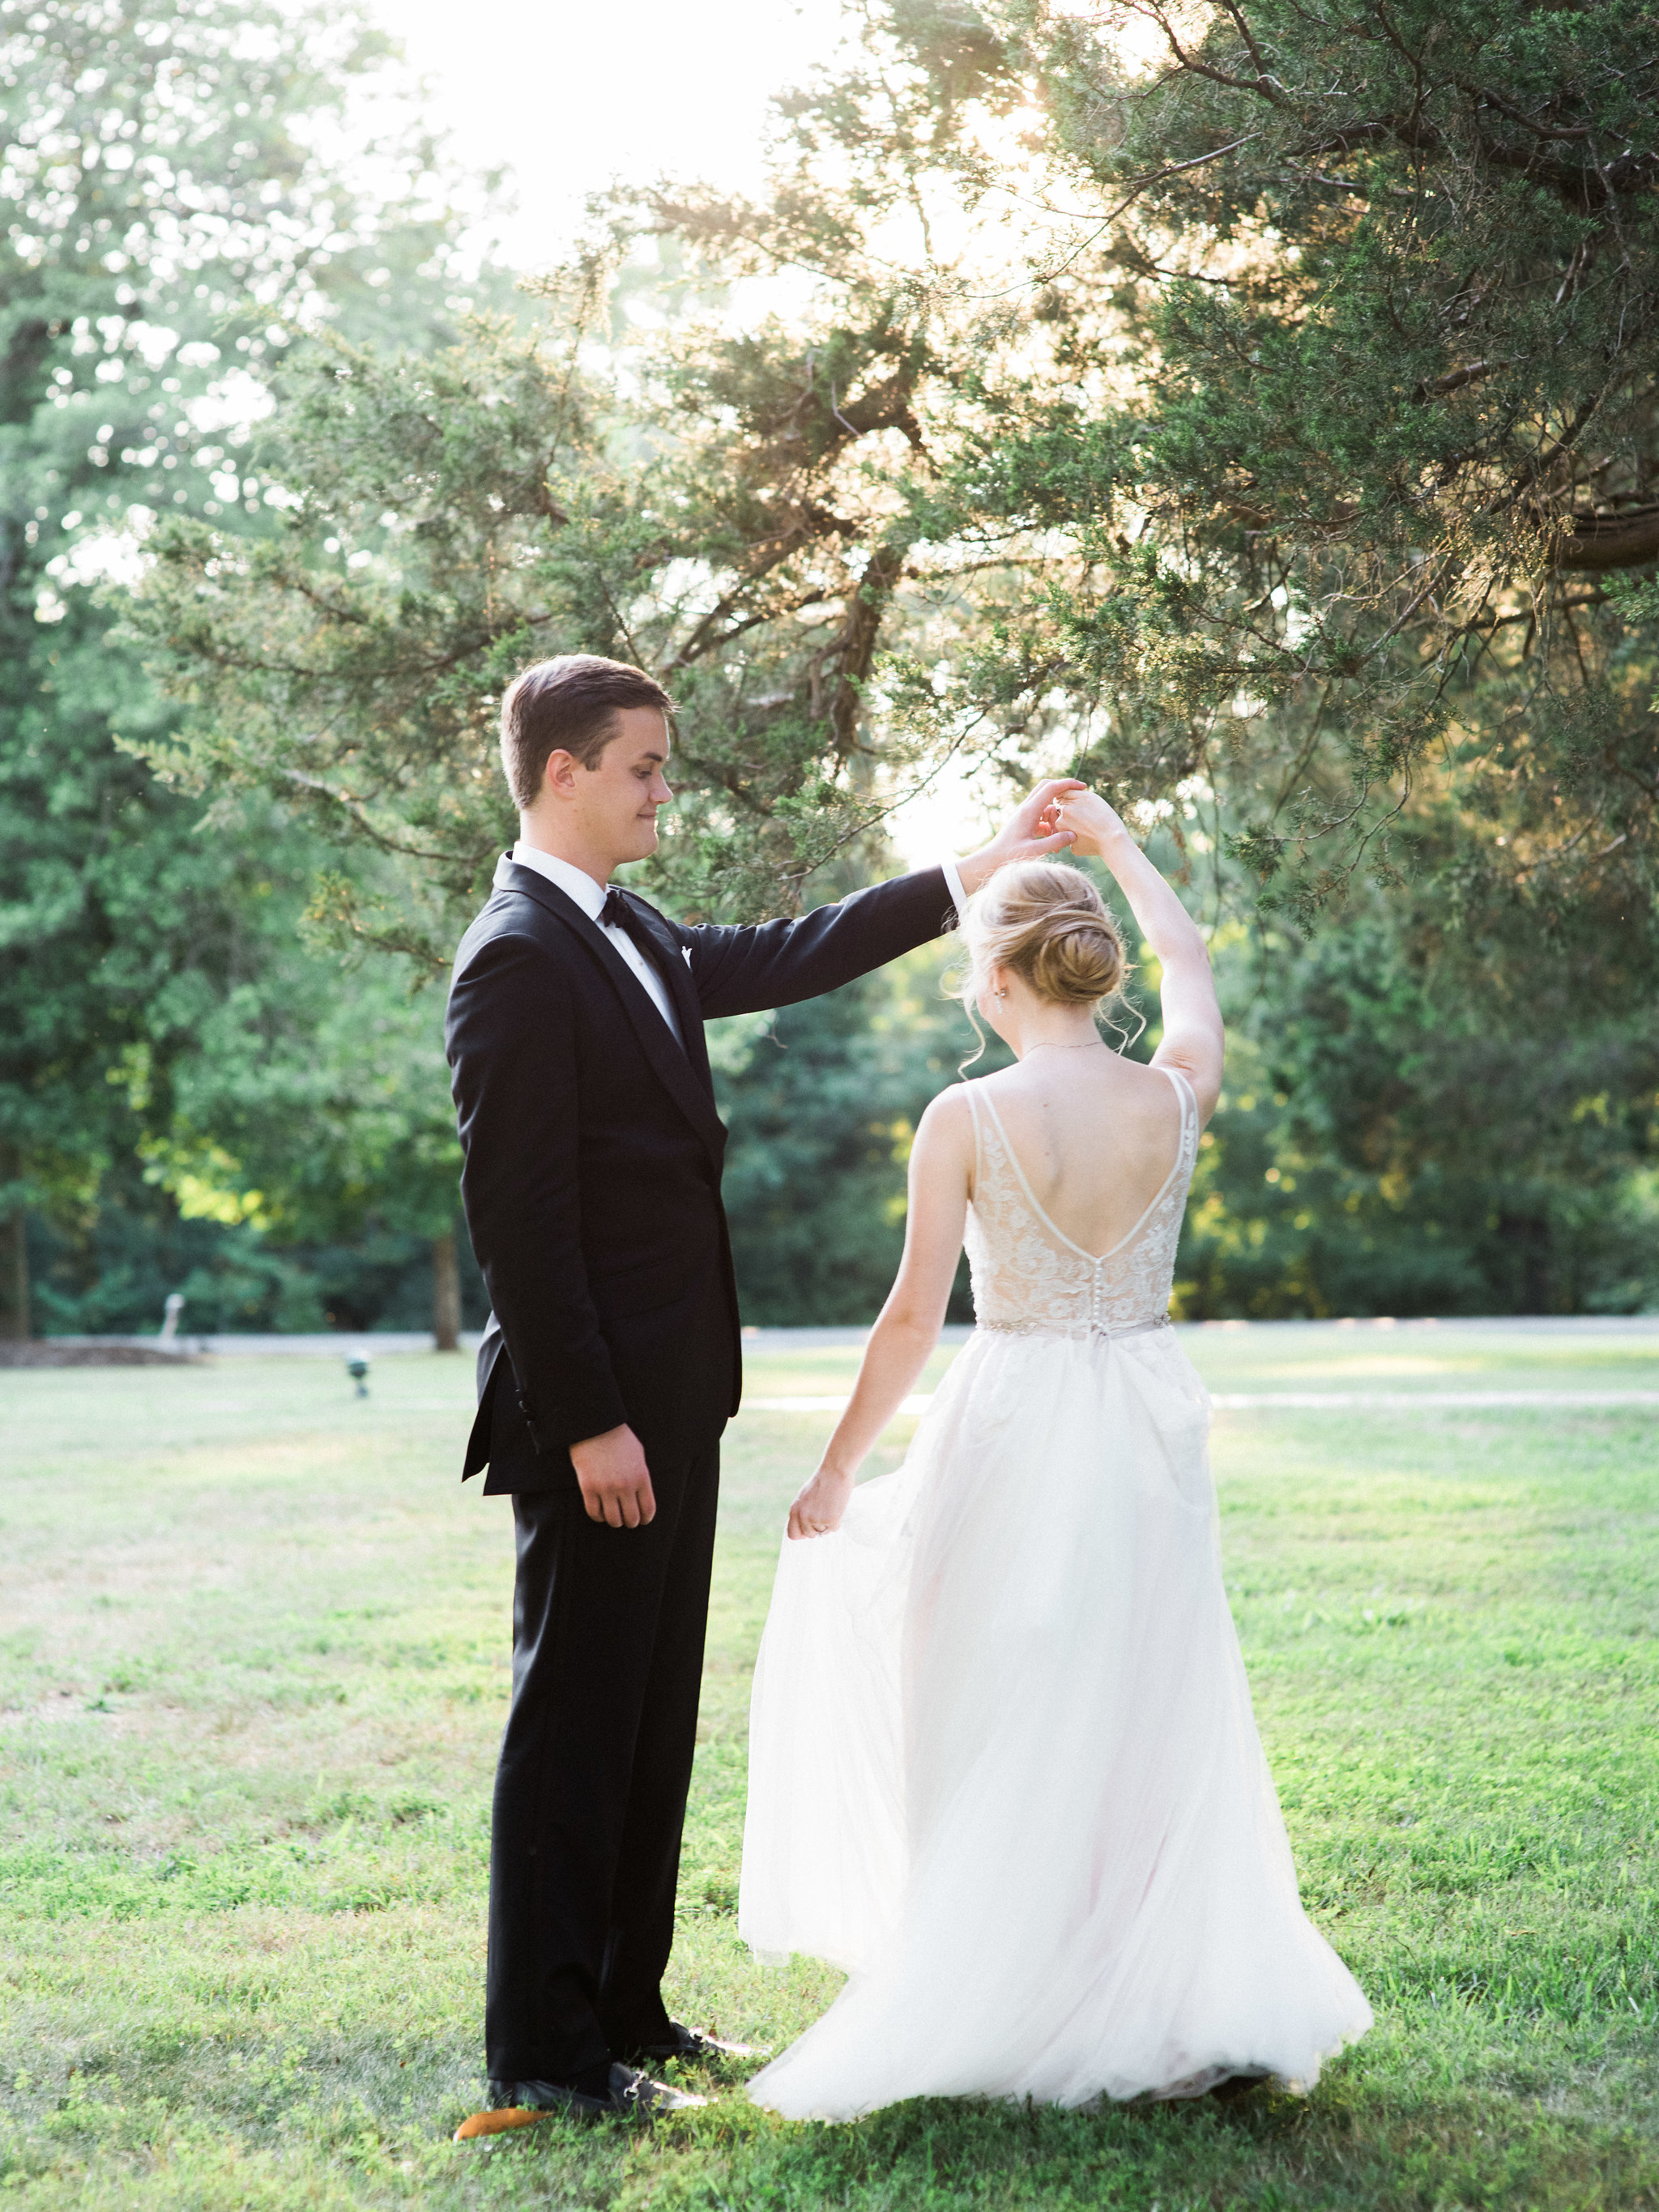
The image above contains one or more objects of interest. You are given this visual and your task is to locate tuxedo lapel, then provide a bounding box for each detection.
[625,900,714,1091]
[497,862,727,1169]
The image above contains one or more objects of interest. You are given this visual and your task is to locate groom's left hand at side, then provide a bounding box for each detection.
[570,1421,657,1528]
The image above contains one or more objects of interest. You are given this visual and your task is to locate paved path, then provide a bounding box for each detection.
[1209,1390,1659,1410]
[32,1313,1659,1360]
[743,1389,1659,1415]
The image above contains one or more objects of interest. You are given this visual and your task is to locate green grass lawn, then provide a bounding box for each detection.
[1,1330,1656,2210]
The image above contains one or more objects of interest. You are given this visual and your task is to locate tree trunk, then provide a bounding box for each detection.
[432,1229,462,1352]
[0,1145,28,1341]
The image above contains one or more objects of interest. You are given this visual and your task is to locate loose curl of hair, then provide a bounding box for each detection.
[954,860,1131,1067]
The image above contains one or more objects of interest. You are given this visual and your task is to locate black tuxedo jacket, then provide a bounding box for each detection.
[446,856,959,1494]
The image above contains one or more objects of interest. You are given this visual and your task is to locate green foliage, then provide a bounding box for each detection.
[1179,1040,1659,1323]
[120,275,987,961]
[118,316,569,963]
[1163,876,1659,1315]
[122,0,1659,948]
[156,924,462,1249]
[23,1161,482,1337]
[11,817,478,1336]
[944,0,1659,936]
[0,0,492,1331]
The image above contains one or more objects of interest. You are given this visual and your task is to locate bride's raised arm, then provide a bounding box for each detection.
[784,1089,974,1540]
[1058,791,1225,1123]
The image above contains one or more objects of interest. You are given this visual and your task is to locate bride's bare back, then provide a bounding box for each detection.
[975,1051,1187,1259]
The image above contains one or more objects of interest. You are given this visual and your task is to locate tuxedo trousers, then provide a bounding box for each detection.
[485,1441,720,2085]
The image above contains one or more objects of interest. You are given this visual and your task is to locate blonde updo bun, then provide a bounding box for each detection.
[961,859,1126,1011]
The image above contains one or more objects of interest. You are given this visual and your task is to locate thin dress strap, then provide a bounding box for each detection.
[1156,1064,1200,1170]
[963,1079,986,1200]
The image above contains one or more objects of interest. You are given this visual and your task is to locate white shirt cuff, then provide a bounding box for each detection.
[940,857,970,926]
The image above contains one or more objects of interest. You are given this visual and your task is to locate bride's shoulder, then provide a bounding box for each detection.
[959,1065,1016,1098]
[915,1083,977,1149]
[920,1080,977,1123]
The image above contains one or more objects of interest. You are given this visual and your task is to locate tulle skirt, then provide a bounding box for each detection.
[738,1323,1372,2120]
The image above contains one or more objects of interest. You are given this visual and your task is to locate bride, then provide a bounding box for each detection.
[738,791,1371,2120]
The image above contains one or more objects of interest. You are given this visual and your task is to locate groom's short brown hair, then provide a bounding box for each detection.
[500,654,675,809]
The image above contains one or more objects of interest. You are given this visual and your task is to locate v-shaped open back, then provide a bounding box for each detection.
[976,1079,1190,1265]
[963,1067,1199,1339]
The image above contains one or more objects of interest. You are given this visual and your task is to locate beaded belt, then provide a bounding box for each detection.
[978,1313,1172,1341]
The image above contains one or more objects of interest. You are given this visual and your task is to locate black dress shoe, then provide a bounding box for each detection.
[485,2063,706,2120]
[621,2021,757,2065]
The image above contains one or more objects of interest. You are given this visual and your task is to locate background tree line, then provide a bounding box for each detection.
[3,0,1655,1343]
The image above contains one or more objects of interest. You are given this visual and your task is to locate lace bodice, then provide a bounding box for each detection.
[962,1067,1199,1338]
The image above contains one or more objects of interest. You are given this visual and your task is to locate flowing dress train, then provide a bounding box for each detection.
[739,1067,1371,2120]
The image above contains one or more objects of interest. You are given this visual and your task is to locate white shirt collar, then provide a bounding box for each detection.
[508,843,608,921]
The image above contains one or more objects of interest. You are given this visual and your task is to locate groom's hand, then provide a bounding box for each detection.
[956,778,1086,897]
[570,1423,657,1528]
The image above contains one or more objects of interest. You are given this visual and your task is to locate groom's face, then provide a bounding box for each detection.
[580,707,675,866]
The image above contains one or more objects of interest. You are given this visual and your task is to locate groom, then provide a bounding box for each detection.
[446,653,1075,2125]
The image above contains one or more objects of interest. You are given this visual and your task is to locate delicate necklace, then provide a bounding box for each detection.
[1023,1039,1107,1054]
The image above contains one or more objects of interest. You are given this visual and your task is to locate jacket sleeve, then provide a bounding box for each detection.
[682,866,958,1021]
[446,929,628,1453]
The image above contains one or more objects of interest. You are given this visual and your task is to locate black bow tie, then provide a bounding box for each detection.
[601,889,661,964]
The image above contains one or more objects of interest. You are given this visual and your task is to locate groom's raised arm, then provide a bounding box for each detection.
[680,782,1085,1021]
[446,931,627,1457]
[684,867,960,1021]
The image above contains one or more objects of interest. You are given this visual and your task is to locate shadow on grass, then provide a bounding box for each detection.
[450,2056,1658,2212]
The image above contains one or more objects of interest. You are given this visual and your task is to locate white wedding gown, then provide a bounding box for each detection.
[739,1067,1371,2120]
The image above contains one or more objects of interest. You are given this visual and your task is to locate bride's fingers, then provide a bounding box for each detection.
[787,1475,843,1539]
[1017,776,1085,826]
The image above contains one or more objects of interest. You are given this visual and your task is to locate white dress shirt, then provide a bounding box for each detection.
[940,857,970,923]
[506,846,974,1052]
[509,845,687,1050]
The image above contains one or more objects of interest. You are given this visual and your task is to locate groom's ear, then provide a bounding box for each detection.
[539,748,582,802]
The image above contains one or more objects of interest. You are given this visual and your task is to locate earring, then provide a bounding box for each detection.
[993,988,1008,999]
